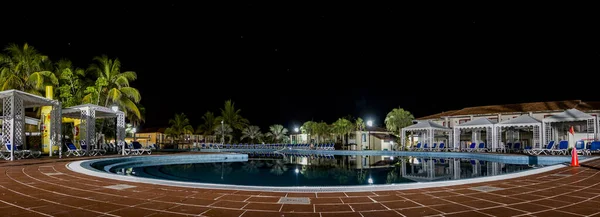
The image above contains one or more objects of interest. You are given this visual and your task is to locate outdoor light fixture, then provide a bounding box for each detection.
[294,127,299,133]
[390,156,394,160]
[111,105,119,112]
[367,120,373,127]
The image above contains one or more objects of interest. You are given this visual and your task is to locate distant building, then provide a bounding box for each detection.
[352,126,396,151]
[135,127,214,149]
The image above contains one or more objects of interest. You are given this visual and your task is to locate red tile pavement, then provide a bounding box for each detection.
[1,154,600,216]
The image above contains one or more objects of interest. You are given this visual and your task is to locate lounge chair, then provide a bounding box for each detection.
[132,142,151,155]
[463,143,476,152]
[554,141,569,155]
[65,143,86,157]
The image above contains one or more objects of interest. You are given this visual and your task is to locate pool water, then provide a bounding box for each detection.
[101,153,542,187]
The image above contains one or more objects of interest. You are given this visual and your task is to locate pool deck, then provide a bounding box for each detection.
[1,153,600,217]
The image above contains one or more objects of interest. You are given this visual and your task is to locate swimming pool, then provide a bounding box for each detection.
[88,152,549,187]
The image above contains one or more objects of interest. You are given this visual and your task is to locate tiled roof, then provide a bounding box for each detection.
[417,100,600,120]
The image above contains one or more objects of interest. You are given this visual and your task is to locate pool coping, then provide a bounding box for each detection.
[67,153,599,192]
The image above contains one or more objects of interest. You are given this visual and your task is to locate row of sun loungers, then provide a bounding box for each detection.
[1,143,42,160]
[65,141,154,157]
[200,143,335,150]
[523,140,600,156]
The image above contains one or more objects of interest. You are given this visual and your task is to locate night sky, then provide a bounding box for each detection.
[2,2,599,130]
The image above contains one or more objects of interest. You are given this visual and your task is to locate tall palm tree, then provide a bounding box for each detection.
[301,121,317,143]
[128,103,145,127]
[313,121,330,144]
[216,100,249,131]
[55,59,90,107]
[86,55,141,119]
[385,107,415,149]
[196,111,218,139]
[265,124,288,143]
[164,113,194,143]
[333,118,353,145]
[355,118,366,131]
[214,123,233,143]
[241,125,262,143]
[0,43,57,95]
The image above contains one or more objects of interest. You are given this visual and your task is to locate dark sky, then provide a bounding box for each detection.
[2,2,600,130]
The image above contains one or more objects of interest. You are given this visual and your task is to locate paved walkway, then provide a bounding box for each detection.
[1,155,600,217]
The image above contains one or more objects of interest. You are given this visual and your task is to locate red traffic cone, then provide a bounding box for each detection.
[571,146,579,167]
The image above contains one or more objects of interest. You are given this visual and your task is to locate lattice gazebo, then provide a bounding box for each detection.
[61,104,125,155]
[0,90,62,161]
[453,118,496,151]
[495,115,542,152]
[542,108,597,147]
[401,120,452,150]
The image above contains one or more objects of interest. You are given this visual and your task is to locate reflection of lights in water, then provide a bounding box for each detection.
[295,168,299,173]
[368,178,373,184]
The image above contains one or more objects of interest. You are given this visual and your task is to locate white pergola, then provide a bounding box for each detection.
[453,118,496,151]
[401,120,452,150]
[62,104,126,156]
[0,90,62,161]
[542,108,597,147]
[495,115,542,152]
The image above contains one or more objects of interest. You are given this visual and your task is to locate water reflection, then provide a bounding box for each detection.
[115,152,535,187]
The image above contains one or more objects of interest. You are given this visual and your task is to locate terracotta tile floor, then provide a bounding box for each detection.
[1,154,600,216]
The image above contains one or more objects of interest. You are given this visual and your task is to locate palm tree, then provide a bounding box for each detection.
[128,103,145,127]
[241,125,262,143]
[55,59,90,107]
[385,107,415,149]
[86,55,141,119]
[301,121,317,143]
[196,111,218,138]
[313,121,330,144]
[0,43,57,95]
[332,118,353,145]
[355,118,366,131]
[265,124,288,143]
[214,123,233,143]
[164,113,194,143]
[216,100,249,131]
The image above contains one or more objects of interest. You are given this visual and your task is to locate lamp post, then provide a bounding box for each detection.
[220,120,224,145]
[367,120,373,150]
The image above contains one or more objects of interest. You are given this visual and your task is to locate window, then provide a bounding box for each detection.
[362,133,366,142]
[544,114,553,118]
[442,121,446,126]
[459,119,470,124]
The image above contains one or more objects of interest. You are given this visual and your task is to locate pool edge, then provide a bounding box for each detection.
[67,154,599,192]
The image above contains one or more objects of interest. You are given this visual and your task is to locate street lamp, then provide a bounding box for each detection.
[294,127,299,133]
[220,120,224,145]
[367,120,373,127]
